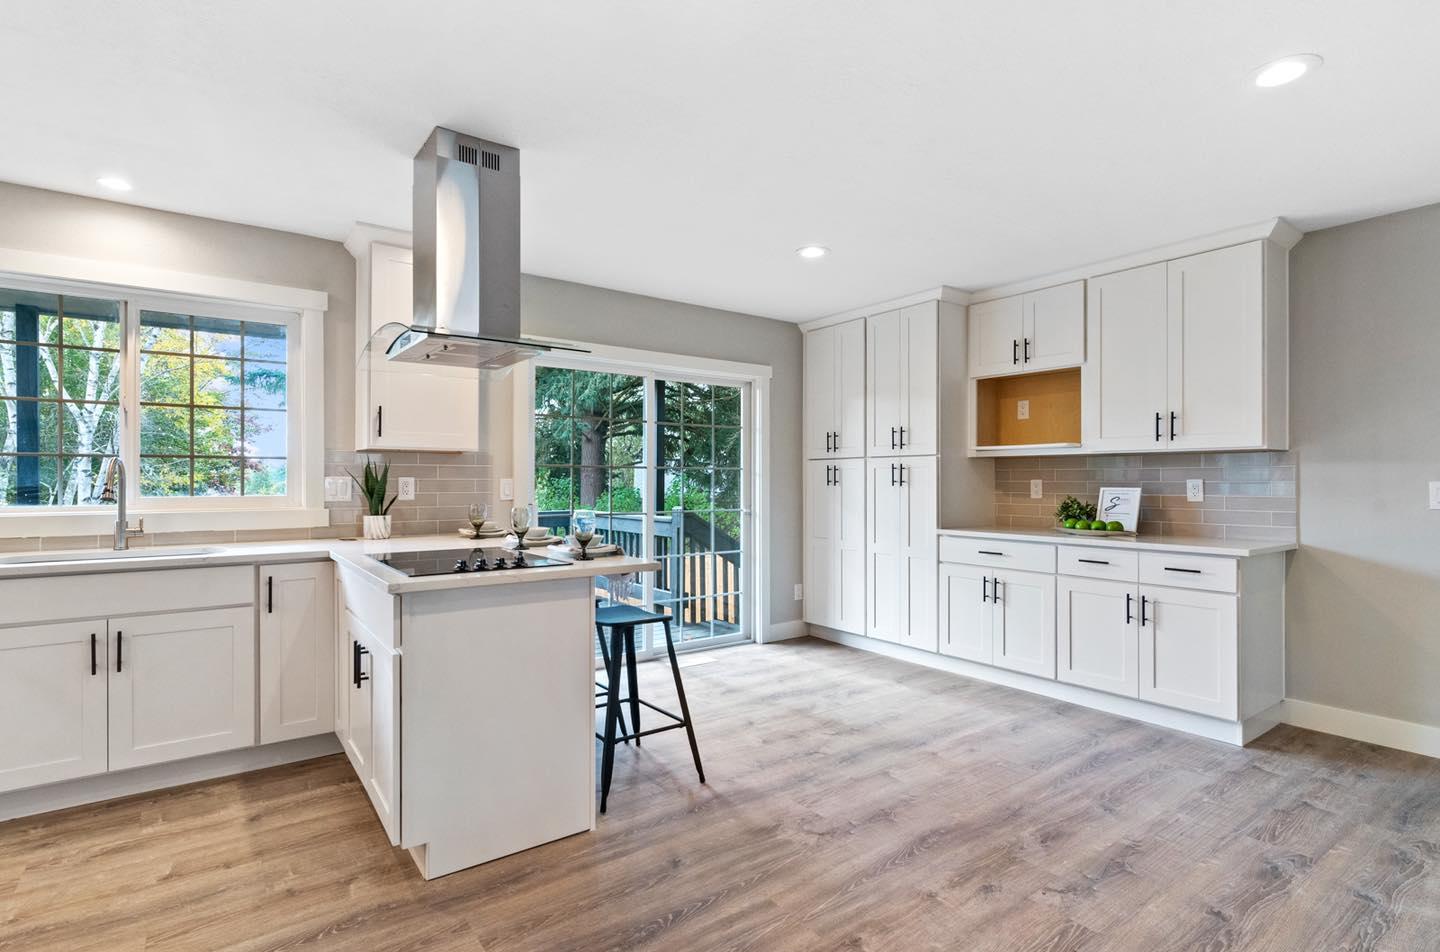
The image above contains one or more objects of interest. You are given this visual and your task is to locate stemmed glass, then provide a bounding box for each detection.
[510,505,531,564]
[467,503,490,537]
[572,509,596,561]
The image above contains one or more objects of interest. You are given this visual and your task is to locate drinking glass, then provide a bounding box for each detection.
[572,509,596,560]
[468,503,490,535]
[510,505,531,536]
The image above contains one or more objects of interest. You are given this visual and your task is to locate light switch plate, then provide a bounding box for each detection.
[1030,479,1043,499]
[1017,399,1030,421]
[500,478,514,501]
[323,477,352,502]
[1430,481,1440,510]
[794,583,804,601]
[397,476,416,501]
[1187,479,1205,503]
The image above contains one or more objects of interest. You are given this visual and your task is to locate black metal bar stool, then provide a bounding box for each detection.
[596,604,704,814]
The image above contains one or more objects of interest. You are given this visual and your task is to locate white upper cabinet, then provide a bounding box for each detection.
[1084,240,1284,453]
[969,281,1084,378]
[1083,263,1170,451]
[350,237,480,453]
[866,302,938,456]
[804,318,865,458]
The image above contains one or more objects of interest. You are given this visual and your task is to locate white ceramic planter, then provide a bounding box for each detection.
[363,514,393,540]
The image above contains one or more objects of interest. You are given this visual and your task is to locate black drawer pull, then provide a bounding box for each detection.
[1164,567,1203,574]
[116,630,123,673]
[978,550,1005,556]
[1077,558,1110,565]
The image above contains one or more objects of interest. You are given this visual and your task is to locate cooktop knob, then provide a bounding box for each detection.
[453,558,469,573]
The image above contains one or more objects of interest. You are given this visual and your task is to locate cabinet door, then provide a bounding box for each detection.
[1138,586,1238,720]
[866,311,903,457]
[969,295,1024,377]
[1023,281,1085,372]
[1166,242,1264,450]
[1057,576,1138,697]
[833,458,867,634]
[0,621,108,793]
[833,318,866,458]
[865,457,902,643]
[341,612,372,779]
[109,608,256,771]
[259,562,336,744]
[344,609,402,845]
[898,457,938,652]
[802,461,836,628]
[1083,264,1169,451]
[803,327,836,459]
[990,568,1056,679]
[939,563,992,663]
[898,303,938,456]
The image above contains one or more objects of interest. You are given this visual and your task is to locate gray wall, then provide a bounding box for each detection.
[1289,202,1440,727]
[517,274,805,630]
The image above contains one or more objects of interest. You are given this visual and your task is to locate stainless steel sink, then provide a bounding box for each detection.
[0,546,221,566]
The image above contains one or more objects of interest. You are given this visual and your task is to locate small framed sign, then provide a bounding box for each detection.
[1097,487,1143,533]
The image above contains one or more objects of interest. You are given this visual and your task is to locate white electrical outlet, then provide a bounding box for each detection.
[397,476,416,501]
[1187,479,1205,503]
[1430,481,1440,510]
[1030,479,1043,499]
[1017,399,1030,421]
[794,583,804,601]
[500,478,514,501]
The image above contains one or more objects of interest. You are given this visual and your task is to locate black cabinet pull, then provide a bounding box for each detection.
[116,630,123,673]
[890,463,897,487]
[978,550,1004,556]
[992,577,1002,603]
[1154,411,1162,442]
[377,405,383,438]
[898,426,906,449]
[898,464,906,487]
[1012,339,1019,365]
[1078,558,1110,565]
[353,640,370,689]
[891,426,897,450]
[1139,596,1149,627]
[1023,338,1031,362]
[1164,566,1203,574]
[833,465,840,485]
[832,430,839,452]
[981,576,989,602]
[1125,593,1134,625]
[1170,411,1177,441]
[266,575,274,614]
[91,632,97,676]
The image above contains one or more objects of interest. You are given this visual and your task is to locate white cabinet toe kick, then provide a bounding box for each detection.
[816,531,1289,746]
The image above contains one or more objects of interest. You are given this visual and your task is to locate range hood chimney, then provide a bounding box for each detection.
[381,127,579,369]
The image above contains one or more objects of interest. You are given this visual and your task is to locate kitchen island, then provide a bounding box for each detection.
[332,541,659,879]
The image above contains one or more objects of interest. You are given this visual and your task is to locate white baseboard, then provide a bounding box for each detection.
[1280,699,1440,759]
[0,734,343,822]
[764,619,809,643]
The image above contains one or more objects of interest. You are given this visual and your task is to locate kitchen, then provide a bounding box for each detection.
[3,3,1440,950]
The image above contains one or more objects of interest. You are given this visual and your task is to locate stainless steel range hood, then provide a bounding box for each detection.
[379,127,581,369]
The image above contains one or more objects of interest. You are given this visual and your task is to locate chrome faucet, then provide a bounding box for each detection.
[98,458,144,550]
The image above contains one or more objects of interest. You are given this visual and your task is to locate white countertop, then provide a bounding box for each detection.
[0,534,659,594]
[939,526,1297,558]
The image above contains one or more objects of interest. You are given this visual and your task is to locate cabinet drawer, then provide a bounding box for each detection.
[0,566,254,627]
[1138,552,1237,593]
[938,537,1055,574]
[1058,546,1139,582]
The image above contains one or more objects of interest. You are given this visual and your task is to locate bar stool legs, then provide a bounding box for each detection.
[599,624,625,815]
[662,618,705,784]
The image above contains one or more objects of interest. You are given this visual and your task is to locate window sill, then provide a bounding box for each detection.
[0,507,330,539]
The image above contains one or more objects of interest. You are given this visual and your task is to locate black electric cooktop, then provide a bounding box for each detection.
[373,547,568,577]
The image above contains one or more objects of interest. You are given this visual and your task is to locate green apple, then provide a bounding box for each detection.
[1106,521,1125,532]
[1063,518,1078,528]
[1074,520,1091,530]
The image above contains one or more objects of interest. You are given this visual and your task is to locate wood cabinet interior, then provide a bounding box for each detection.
[976,368,1081,447]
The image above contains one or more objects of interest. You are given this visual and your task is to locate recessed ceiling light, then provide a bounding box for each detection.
[796,245,829,260]
[1252,54,1323,88]
[96,176,133,192]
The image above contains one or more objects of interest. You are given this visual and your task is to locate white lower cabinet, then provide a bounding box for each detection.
[1057,576,1139,697]
[108,608,256,772]
[936,563,1055,678]
[803,458,866,634]
[259,562,336,744]
[342,609,401,845]
[1138,585,1239,721]
[866,456,938,650]
[939,562,991,663]
[0,621,109,793]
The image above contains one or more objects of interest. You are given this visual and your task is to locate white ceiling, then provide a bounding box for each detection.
[3,1,1438,321]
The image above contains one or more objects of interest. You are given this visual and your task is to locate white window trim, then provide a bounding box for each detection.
[0,249,327,537]
[513,338,773,647]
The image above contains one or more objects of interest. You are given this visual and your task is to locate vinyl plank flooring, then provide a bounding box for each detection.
[2,637,1440,951]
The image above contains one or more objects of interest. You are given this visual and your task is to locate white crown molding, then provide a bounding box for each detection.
[800,285,970,333]
[967,217,1304,304]
[344,222,413,257]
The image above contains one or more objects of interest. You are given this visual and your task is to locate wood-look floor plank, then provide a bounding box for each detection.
[2,637,1439,951]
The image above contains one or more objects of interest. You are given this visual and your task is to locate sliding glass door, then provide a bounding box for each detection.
[532,363,750,651]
